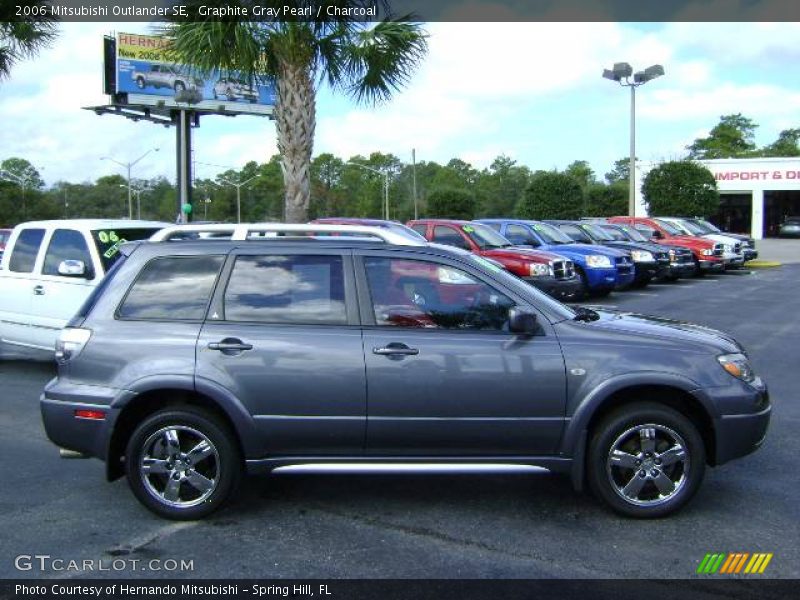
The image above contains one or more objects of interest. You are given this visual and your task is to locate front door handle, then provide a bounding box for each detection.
[208,338,253,354]
[373,343,419,356]
[33,285,45,296]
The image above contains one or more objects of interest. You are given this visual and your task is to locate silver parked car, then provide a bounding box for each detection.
[213,77,258,102]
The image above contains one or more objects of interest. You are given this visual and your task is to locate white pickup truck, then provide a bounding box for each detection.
[0,219,167,358]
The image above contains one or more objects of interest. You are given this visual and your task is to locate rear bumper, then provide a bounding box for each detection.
[39,378,124,461]
[524,275,583,301]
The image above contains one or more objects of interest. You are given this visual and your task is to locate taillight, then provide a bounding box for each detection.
[55,328,92,364]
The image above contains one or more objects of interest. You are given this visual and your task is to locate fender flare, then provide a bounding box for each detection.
[561,371,717,489]
[111,375,263,459]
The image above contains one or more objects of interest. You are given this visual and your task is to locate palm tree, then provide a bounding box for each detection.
[162,1,427,222]
[0,2,58,81]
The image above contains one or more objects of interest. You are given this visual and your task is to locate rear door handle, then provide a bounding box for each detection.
[208,338,253,353]
[33,285,45,296]
[373,343,419,356]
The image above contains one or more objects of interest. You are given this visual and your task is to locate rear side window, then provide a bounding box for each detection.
[43,229,94,277]
[8,228,45,273]
[118,255,223,320]
[224,255,346,325]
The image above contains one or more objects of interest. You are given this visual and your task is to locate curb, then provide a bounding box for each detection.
[746,260,782,268]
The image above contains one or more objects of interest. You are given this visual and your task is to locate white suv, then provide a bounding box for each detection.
[0,219,167,358]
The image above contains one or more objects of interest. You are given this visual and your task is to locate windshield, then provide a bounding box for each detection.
[462,223,513,249]
[91,228,162,271]
[676,219,707,235]
[616,225,648,242]
[689,219,717,234]
[580,223,616,241]
[653,219,683,235]
[530,222,574,244]
[598,226,627,241]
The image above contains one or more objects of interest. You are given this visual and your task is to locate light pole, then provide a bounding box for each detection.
[0,166,43,221]
[348,161,390,220]
[602,62,664,217]
[121,183,151,220]
[217,174,261,223]
[101,148,159,220]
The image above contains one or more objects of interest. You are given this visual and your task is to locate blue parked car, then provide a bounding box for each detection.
[476,219,634,297]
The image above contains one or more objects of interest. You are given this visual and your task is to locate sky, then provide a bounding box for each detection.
[2,21,800,187]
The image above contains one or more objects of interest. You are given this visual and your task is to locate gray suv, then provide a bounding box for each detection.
[41,224,771,520]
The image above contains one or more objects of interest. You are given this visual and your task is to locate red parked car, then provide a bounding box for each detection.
[407,219,582,301]
[608,217,725,274]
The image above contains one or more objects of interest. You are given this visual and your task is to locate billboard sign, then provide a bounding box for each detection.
[114,32,276,116]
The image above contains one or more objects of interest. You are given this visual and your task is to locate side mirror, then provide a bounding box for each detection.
[651,230,663,239]
[508,307,538,335]
[57,259,89,278]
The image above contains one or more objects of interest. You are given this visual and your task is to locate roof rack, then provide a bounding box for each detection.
[148,223,427,246]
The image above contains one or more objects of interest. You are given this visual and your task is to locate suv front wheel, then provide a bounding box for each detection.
[587,402,705,518]
[125,407,242,520]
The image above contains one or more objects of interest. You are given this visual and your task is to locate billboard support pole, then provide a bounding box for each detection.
[175,109,193,223]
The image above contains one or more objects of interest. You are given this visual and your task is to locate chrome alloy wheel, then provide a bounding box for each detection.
[139,426,219,508]
[606,423,689,507]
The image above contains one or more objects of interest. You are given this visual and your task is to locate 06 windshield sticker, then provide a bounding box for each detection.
[97,231,128,259]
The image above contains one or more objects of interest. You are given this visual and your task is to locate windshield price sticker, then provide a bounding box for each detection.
[103,238,128,259]
[97,231,120,244]
[462,225,475,233]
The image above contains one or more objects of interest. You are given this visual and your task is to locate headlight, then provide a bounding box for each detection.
[701,249,714,256]
[717,353,755,383]
[528,263,551,277]
[630,250,655,262]
[586,255,613,268]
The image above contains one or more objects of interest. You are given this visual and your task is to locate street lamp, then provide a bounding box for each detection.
[101,147,159,220]
[348,161,390,220]
[217,174,261,223]
[120,183,151,220]
[0,165,44,221]
[602,62,664,217]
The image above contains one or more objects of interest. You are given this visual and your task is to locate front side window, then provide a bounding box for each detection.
[118,256,223,320]
[432,226,469,249]
[558,224,592,244]
[634,224,657,237]
[365,257,515,331]
[653,219,683,235]
[505,224,537,246]
[410,224,428,237]
[599,226,627,241]
[43,229,93,277]
[224,255,346,325]
[8,228,45,273]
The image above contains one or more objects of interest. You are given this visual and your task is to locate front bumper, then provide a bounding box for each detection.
[524,275,583,301]
[697,259,725,272]
[724,254,746,268]
[743,248,758,261]
[667,261,696,278]
[698,381,771,465]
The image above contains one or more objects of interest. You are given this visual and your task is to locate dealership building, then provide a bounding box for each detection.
[635,157,800,239]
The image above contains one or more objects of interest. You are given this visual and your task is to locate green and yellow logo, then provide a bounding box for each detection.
[697,553,773,574]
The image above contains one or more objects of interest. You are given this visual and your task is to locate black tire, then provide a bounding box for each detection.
[136,77,145,89]
[174,81,186,93]
[574,266,590,300]
[125,406,242,520]
[587,402,705,518]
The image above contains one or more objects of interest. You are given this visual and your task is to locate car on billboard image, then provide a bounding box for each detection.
[213,77,258,102]
[131,64,204,94]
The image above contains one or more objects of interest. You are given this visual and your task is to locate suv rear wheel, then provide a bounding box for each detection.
[587,402,705,518]
[125,406,242,520]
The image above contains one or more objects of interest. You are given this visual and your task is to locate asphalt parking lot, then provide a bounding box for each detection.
[0,265,797,580]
